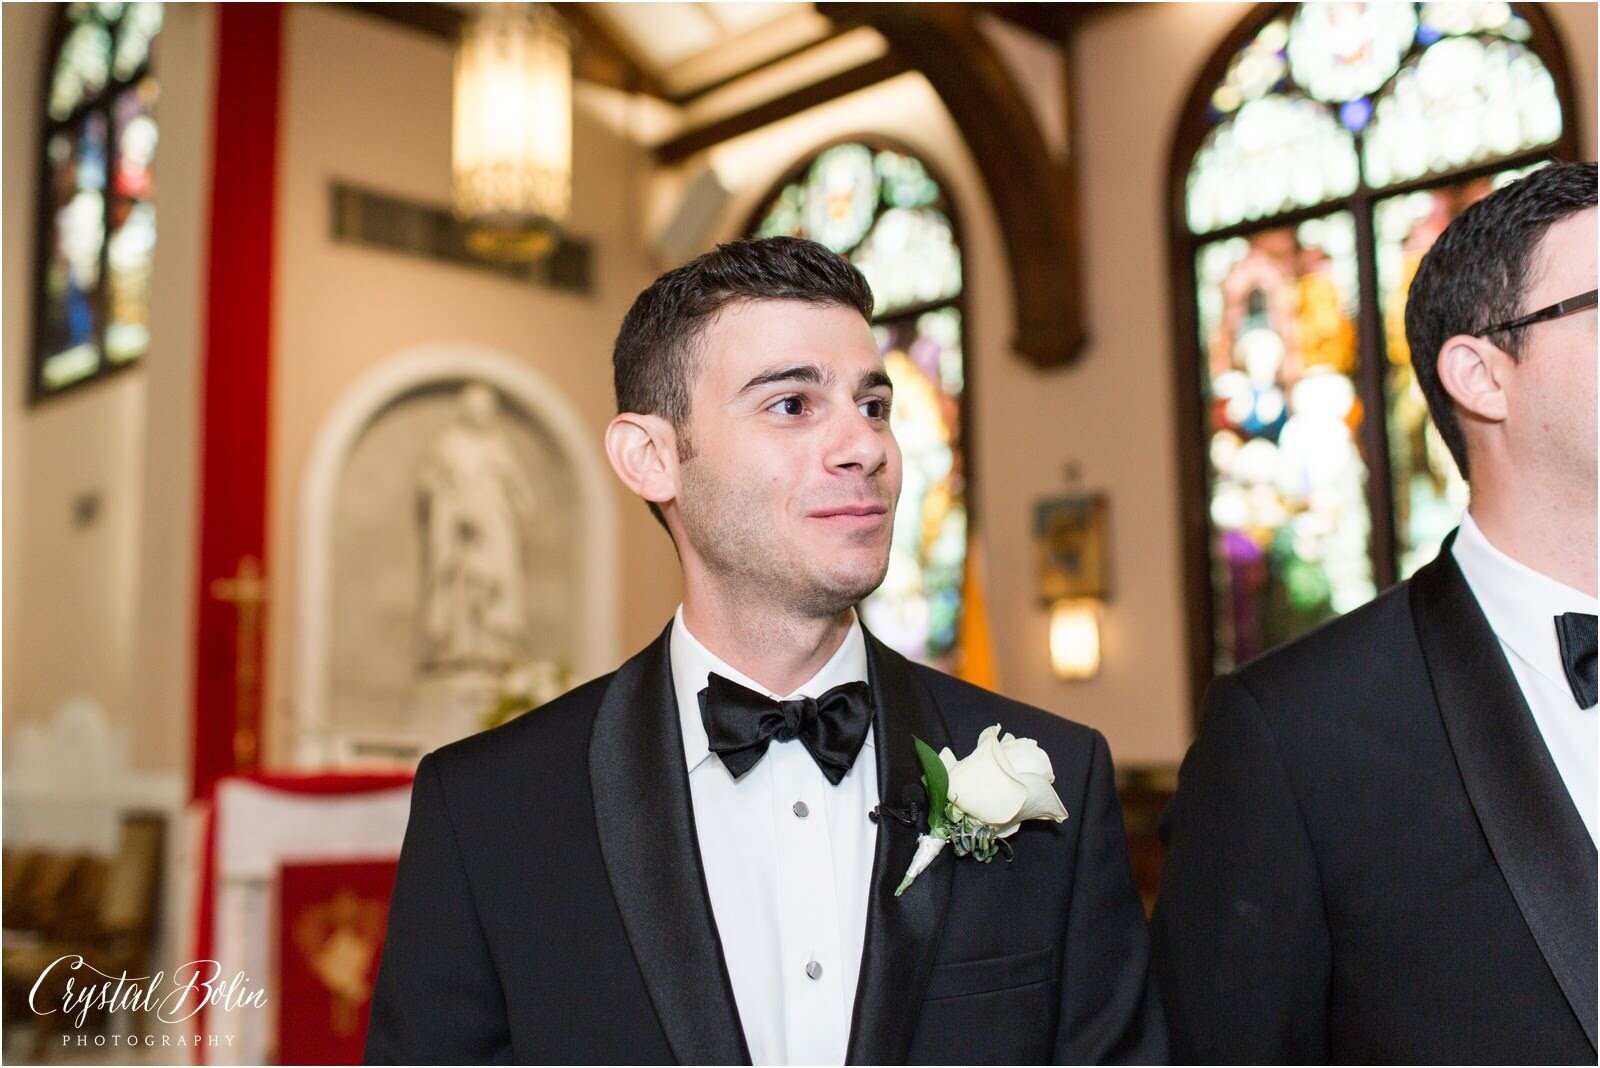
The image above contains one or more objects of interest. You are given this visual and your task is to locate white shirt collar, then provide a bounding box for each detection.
[1451,511,1600,692]
[670,604,872,775]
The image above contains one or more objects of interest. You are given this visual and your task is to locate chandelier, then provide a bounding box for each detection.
[452,3,572,262]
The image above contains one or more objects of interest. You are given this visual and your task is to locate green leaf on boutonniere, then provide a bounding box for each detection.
[913,736,949,835]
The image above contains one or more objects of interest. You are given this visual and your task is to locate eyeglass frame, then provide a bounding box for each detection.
[1477,288,1598,338]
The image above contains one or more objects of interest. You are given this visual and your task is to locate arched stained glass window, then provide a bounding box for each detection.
[749,139,969,669]
[33,2,163,401]
[1172,2,1578,696]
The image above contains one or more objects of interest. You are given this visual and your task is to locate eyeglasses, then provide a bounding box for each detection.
[1478,288,1597,337]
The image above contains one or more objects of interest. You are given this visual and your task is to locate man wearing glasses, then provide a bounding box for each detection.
[1153,161,1598,1063]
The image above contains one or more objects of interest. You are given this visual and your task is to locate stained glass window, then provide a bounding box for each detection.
[750,141,968,670]
[1188,93,1361,233]
[1362,35,1561,186]
[1198,214,1374,665]
[1176,2,1575,683]
[34,2,162,399]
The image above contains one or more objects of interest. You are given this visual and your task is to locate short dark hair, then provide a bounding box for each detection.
[612,236,875,529]
[1404,160,1597,479]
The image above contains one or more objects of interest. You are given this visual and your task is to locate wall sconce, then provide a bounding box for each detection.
[1050,600,1102,680]
[1034,494,1110,682]
[453,2,572,262]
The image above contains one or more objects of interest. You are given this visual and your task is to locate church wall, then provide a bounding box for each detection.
[3,1,52,740]
[267,6,677,765]
[3,3,216,775]
[127,3,216,776]
[1059,2,1260,761]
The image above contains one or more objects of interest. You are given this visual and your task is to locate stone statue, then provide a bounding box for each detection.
[415,383,537,671]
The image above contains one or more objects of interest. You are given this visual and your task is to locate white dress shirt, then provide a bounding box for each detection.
[669,605,878,1066]
[1452,512,1598,843]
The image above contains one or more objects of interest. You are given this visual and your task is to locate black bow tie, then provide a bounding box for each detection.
[1555,612,1598,709]
[698,673,873,785]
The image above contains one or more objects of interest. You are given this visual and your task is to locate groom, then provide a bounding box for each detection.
[365,238,1163,1065]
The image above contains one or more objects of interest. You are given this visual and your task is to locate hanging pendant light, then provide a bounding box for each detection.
[453,2,572,262]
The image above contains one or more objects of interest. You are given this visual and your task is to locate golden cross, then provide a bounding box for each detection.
[211,554,267,771]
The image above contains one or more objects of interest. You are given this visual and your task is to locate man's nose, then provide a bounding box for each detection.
[826,405,890,475]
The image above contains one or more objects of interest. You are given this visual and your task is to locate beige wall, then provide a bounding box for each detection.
[3,3,214,774]
[266,6,676,764]
[125,3,216,777]
[4,1,53,739]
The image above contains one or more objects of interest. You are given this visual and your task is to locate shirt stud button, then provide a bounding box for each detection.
[806,960,823,980]
[793,800,810,818]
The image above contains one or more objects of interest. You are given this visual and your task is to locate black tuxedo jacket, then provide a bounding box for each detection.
[1152,533,1597,1063]
[365,622,1165,1065]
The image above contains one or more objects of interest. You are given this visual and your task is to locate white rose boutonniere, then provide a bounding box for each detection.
[894,724,1068,896]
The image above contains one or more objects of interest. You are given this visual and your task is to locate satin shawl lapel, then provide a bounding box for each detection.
[845,629,955,1065]
[1411,537,1598,1050]
[588,623,750,1065]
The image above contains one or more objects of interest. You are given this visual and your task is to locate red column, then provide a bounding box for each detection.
[190,5,282,801]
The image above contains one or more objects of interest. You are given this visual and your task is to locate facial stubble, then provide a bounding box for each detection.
[676,456,893,619]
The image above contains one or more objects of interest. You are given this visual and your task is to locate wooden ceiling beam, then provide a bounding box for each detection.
[819,2,1089,367]
[667,25,854,106]
[550,3,669,99]
[653,51,912,166]
[341,2,461,41]
[980,3,1116,41]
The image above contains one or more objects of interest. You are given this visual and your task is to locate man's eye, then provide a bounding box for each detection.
[860,398,892,419]
[770,396,805,416]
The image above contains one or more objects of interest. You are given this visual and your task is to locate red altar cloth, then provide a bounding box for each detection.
[275,858,399,1065]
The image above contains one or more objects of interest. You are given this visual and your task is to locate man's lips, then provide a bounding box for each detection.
[808,504,890,533]
[809,504,888,518]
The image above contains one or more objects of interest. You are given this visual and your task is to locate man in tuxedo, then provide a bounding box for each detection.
[366,237,1164,1065]
[1152,161,1598,1063]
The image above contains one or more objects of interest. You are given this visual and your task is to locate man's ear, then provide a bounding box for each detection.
[605,412,681,506]
[1435,333,1511,425]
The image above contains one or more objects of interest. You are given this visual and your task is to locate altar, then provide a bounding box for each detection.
[195,773,413,1066]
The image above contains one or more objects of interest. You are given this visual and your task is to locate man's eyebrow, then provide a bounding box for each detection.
[859,369,893,393]
[734,363,832,397]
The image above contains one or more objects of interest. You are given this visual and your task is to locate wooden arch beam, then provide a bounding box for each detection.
[820,2,1086,368]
